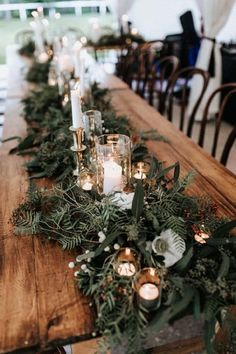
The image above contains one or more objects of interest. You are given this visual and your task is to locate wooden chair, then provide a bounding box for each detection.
[220,126,236,166]
[166,67,210,137]
[198,84,236,158]
[124,43,151,95]
[147,55,179,113]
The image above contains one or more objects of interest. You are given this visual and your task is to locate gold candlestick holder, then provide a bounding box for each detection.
[69,126,87,181]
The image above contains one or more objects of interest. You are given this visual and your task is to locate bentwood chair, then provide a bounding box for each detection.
[165,67,210,137]
[147,55,179,113]
[124,43,151,95]
[198,84,236,159]
[220,126,236,166]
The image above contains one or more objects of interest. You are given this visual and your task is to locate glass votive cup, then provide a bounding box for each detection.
[133,268,161,310]
[132,161,150,180]
[83,110,103,152]
[79,170,95,191]
[95,134,131,195]
[114,248,140,277]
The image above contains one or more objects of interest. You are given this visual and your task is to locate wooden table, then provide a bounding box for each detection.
[0,54,235,354]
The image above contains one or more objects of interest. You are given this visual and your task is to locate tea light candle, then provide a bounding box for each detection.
[103,160,122,195]
[139,283,159,300]
[117,262,136,277]
[70,86,84,129]
[133,267,161,309]
[114,248,139,277]
[82,175,93,191]
[133,162,149,180]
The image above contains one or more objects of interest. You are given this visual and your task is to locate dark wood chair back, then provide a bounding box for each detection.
[198,84,236,157]
[148,55,179,113]
[220,126,236,166]
[166,67,210,136]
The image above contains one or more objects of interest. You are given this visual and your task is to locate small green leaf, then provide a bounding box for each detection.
[1,135,20,143]
[156,161,179,180]
[175,247,193,272]
[173,161,180,182]
[217,251,230,279]
[94,231,121,257]
[212,220,236,238]
[17,134,35,150]
[132,180,144,221]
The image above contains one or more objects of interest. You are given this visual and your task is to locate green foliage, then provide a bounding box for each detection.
[18,40,35,58]
[26,61,50,83]
[9,50,236,354]
[87,33,145,47]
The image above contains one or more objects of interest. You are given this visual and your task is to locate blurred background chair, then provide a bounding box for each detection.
[198,84,236,158]
[146,55,179,113]
[165,67,210,136]
[220,126,236,166]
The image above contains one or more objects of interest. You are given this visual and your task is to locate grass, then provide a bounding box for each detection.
[0,13,115,64]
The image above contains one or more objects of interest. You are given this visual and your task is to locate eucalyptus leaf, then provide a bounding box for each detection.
[132,180,144,221]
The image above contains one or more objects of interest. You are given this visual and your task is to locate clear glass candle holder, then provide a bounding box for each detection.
[83,110,103,163]
[132,161,150,180]
[79,170,96,191]
[133,268,161,310]
[114,248,140,277]
[95,134,131,195]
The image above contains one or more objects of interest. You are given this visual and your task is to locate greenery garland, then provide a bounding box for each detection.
[8,56,236,354]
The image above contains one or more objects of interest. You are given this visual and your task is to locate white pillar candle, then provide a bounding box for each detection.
[103,160,122,194]
[79,55,85,98]
[70,86,84,128]
[73,41,82,78]
[117,262,136,277]
[121,14,129,34]
[138,283,159,300]
[58,53,74,73]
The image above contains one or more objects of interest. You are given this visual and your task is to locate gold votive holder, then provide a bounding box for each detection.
[132,161,150,180]
[114,248,140,277]
[95,134,131,195]
[133,268,161,310]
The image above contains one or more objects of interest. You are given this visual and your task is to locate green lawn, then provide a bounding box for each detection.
[0,13,114,64]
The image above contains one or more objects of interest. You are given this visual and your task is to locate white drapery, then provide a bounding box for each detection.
[188,0,235,120]
[106,0,136,18]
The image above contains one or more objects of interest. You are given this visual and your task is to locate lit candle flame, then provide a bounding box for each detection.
[125,248,131,256]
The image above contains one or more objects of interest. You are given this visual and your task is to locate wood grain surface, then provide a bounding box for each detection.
[0,103,95,353]
[0,59,235,353]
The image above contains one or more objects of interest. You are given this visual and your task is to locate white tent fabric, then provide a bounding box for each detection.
[106,0,136,18]
[188,0,235,120]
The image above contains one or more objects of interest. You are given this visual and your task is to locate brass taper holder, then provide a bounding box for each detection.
[69,126,87,180]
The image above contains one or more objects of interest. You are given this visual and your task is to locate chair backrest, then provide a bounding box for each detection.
[220,126,236,166]
[124,43,150,93]
[166,67,210,136]
[148,55,179,113]
[198,84,236,157]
